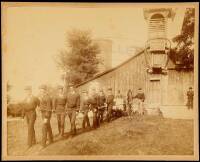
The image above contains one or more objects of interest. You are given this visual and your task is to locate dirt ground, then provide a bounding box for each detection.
[7,112,194,156]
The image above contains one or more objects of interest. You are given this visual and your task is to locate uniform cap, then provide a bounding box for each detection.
[24,86,32,90]
[108,88,112,91]
[138,88,142,90]
[57,85,64,90]
[39,84,47,90]
[82,89,88,93]
[189,87,192,89]
[68,83,74,88]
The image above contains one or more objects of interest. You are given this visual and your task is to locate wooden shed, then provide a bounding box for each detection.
[76,50,194,119]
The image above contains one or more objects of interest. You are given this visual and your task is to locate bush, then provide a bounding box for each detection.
[7,103,24,117]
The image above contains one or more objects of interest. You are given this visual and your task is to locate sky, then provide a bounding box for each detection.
[3,3,186,101]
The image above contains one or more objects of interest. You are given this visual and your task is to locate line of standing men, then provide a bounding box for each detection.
[80,87,114,129]
[22,84,114,150]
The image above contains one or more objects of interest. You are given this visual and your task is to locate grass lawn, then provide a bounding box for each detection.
[7,114,194,156]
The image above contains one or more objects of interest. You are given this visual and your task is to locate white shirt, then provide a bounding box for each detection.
[25,95,33,103]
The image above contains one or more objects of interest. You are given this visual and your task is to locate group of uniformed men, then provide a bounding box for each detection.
[22,84,116,150]
[20,83,194,150]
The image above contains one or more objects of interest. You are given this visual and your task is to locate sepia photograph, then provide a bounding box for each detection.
[1,2,199,160]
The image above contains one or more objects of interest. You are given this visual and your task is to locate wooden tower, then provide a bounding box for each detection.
[144,8,175,74]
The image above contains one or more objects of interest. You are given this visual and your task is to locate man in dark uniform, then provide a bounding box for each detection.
[187,87,194,110]
[80,90,91,130]
[52,85,67,138]
[98,89,106,123]
[38,84,53,148]
[66,85,80,136]
[88,88,99,129]
[106,88,114,122]
[23,86,40,149]
[127,89,133,116]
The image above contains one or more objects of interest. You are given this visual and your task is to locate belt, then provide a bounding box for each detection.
[66,108,79,112]
[39,108,52,112]
[25,109,36,113]
[57,104,65,106]
[40,104,48,107]
[67,106,76,109]
[54,111,66,115]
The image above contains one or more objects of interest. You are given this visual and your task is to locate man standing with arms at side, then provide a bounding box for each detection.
[106,88,114,122]
[38,84,54,148]
[89,88,100,129]
[98,89,106,123]
[80,90,91,130]
[66,85,80,136]
[52,85,67,138]
[23,86,40,149]
[186,87,194,110]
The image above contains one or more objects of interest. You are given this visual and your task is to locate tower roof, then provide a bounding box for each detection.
[143,8,176,20]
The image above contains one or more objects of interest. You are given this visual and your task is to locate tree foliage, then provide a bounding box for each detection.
[169,8,195,69]
[56,29,101,86]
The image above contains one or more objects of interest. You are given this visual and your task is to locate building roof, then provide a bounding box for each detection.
[76,49,177,88]
[76,50,144,87]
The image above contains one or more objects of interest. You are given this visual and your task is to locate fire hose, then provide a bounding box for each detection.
[37,104,124,115]
[19,104,127,129]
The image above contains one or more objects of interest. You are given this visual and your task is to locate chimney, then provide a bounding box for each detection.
[94,39,112,73]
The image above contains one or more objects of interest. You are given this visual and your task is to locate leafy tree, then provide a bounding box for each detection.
[169,8,194,69]
[56,29,101,86]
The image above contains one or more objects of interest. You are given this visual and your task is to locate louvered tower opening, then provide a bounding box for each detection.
[148,13,168,68]
[148,13,166,39]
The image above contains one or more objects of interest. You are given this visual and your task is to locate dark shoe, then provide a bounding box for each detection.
[70,133,76,138]
[48,138,54,144]
[49,141,53,145]
[32,138,36,144]
[57,134,63,139]
[38,145,46,150]
[26,145,32,150]
[68,134,75,139]
[71,130,76,136]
